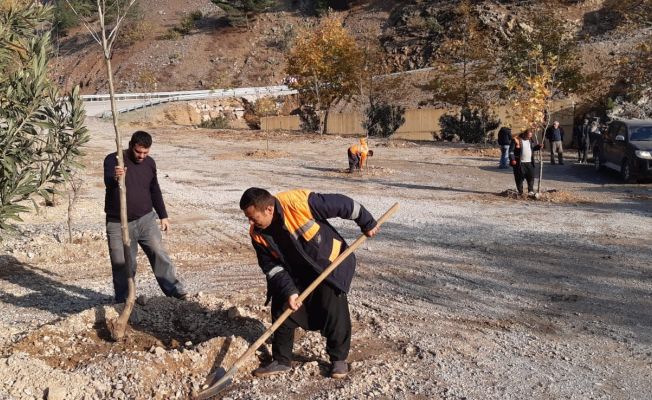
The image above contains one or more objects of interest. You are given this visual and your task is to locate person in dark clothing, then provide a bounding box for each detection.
[573,119,590,162]
[497,126,513,168]
[545,120,565,164]
[509,129,543,196]
[240,188,379,380]
[579,118,591,164]
[103,131,186,303]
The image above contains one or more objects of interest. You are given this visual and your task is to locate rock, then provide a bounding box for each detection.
[227,306,244,319]
[136,295,149,306]
[154,346,166,357]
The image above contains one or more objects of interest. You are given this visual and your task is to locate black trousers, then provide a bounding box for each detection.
[348,149,360,172]
[271,283,351,364]
[513,162,535,194]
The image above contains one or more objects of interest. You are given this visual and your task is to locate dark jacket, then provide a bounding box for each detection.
[249,190,377,304]
[497,127,512,146]
[103,151,167,222]
[509,136,543,167]
[574,123,591,147]
[545,126,565,142]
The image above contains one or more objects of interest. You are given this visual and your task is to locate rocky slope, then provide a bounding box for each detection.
[50,0,650,98]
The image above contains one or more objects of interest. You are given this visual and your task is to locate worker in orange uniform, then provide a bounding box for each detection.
[347,137,374,172]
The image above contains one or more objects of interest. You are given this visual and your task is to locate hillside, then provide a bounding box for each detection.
[50,0,649,108]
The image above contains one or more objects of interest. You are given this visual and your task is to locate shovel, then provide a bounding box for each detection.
[195,202,400,399]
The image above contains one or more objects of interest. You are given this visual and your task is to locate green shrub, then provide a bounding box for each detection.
[439,107,500,143]
[200,116,230,129]
[363,102,406,138]
[161,29,181,40]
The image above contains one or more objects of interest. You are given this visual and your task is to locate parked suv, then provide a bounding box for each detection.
[593,119,652,182]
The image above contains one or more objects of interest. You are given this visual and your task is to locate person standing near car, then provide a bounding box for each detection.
[509,129,543,196]
[497,126,512,169]
[574,118,590,162]
[579,118,592,164]
[545,120,565,165]
[103,130,187,303]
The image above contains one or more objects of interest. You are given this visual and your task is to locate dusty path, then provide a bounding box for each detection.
[1,117,651,400]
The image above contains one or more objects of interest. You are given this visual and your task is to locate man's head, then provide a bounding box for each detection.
[368,149,374,157]
[583,118,589,125]
[521,129,533,140]
[553,120,560,128]
[128,131,153,163]
[240,187,275,229]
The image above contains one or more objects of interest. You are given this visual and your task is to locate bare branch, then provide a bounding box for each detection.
[63,0,102,46]
[108,0,137,47]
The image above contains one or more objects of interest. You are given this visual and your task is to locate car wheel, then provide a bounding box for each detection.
[621,159,634,183]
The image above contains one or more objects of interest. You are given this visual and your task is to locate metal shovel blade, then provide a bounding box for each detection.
[195,368,233,400]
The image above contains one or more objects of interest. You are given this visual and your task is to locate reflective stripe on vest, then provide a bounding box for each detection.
[275,189,320,241]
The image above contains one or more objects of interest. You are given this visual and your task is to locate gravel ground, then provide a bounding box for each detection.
[1,117,651,400]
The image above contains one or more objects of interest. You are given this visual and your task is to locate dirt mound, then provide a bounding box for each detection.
[214,149,290,160]
[443,147,502,158]
[243,149,290,159]
[497,189,591,203]
[2,296,264,399]
[375,140,419,148]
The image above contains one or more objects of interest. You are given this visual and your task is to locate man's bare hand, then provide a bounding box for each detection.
[160,218,170,232]
[364,225,380,237]
[288,293,302,311]
[114,166,127,179]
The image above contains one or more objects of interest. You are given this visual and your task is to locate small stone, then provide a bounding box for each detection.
[185,341,193,347]
[46,384,66,400]
[154,346,166,356]
[227,306,244,319]
[136,295,149,306]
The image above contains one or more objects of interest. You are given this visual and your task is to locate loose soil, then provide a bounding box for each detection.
[1,116,651,400]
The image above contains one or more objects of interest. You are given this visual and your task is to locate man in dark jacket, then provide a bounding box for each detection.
[509,129,543,196]
[545,120,565,164]
[497,126,513,168]
[103,131,186,303]
[240,187,378,379]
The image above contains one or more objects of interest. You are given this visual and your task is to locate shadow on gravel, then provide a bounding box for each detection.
[370,221,652,343]
[294,167,495,195]
[0,255,111,316]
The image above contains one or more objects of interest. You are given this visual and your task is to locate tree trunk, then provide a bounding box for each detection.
[105,56,136,342]
[321,108,330,136]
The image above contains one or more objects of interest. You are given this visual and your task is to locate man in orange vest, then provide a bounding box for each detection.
[240,188,379,379]
[348,137,374,172]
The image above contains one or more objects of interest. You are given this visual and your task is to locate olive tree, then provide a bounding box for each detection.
[0,2,89,232]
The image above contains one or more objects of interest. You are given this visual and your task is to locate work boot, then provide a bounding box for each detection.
[253,361,291,377]
[330,360,349,379]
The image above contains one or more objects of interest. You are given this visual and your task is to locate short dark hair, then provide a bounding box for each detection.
[240,187,275,210]
[129,131,152,148]
[368,149,374,157]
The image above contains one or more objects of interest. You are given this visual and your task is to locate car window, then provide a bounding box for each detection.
[630,126,652,141]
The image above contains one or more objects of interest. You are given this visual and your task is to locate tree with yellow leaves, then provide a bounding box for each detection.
[285,14,362,134]
[501,6,583,193]
[422,0,500,143]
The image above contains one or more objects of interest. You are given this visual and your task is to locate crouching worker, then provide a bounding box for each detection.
[509,129,543,196]
[239,188,379,379]
[348,137,373,172]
